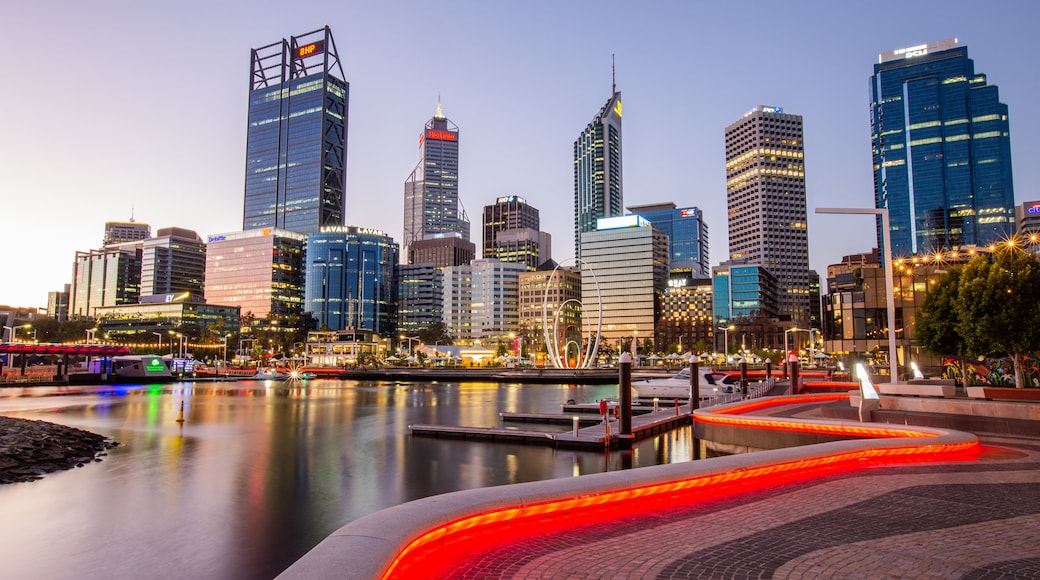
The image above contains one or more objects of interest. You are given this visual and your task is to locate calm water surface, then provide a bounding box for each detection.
[0,379,695,579]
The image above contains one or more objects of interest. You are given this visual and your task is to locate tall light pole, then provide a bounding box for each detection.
[400,335,419,356]
[816,207,898,383]
[784,327,805,359]
[152,332,162,353]
[3,324,30,342]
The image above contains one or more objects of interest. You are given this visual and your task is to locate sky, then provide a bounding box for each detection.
[3,0,1040,309]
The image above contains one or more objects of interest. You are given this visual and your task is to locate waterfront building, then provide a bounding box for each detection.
[396,263,443,337]
[303,328,384,366]
[482,196,551,270]
[657,275,714,353]
[574,89,623,261]
[103,220,150,247]
[47,284,70,322]
[579,215,668,345]
[303,226,398,334]
[403,100,470,258]
[204,229,306,329]
[725,105,810,325]
[627,203,711,278]
[243,26,348,234]
[1016,200,1040,254]
[140,227,206,299]
[712,260,781,350]
[871,39,1015,258]
[407,234,474,268]
[442,259,524,344]
[69,242,142,319]
[518,263,582,362]
[94,294,239,345]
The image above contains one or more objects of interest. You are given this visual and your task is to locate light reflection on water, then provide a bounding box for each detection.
[0,379,694,579]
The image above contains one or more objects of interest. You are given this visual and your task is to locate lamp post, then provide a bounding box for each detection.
[221,335,229,375]
[85,328,96,344]
[816,207,898,383]
[152,332,162,353]
[400,335,419,356]
[3,324,31,342]
[784,327,804,359]
[717,325,733,364]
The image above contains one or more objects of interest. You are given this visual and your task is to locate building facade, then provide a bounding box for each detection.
[574,90,623,261]
[140,227,207,299]
[396,263,443,337]
[403,101,470,258]
[871,39,1015,258]
[204,229,306,328]
[627,203,711,278]
[243,26,348,234]
[1016,200,1040,253]
[579,216,668,345]
[442,259,524,344]
[69,242,142,319]
[518,264,582,361]
[303,226,398,334]
[103,220,151,247]
[482,196,551,270]
[47,284,70,322]
[95,294,240,345]
[657,276,714,354]
[407,234,475,268]
[725,105,810,325]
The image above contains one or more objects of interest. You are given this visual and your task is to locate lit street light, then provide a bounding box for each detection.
[152,332,162,353]
[3,324,31,343]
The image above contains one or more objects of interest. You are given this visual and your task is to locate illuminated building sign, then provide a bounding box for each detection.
[1028,202,1040,214]
[208,235,226,243]
[680,209,698,217]
[613,99,623,118]
[296,40,325,59]
[597,215,649,230]
[146,358,166,373]
[879,38,957,64]
[426,130,457,141]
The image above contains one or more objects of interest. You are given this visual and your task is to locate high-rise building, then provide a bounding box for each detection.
[442,259,524,343]
[69,242,143,319]
[483,196,551,270]
[303,227,398,334]
[725,105,810,325]
[518,263,582,361]
[407,234,475,268]
[579,215,668,344]
[403,101,470,259]
[103,220,150,247]
[396,263,443,337]
[47,284,71,322]
[627,203,711,278]
[574,90,623,261]
[243,26,348,234]
[871,38,1015,258]
[658,276,713,353]
[204,229,306,327]
[140,228,206,299]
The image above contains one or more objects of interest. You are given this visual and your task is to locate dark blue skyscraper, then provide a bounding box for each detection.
[244,26,348,234]
[627,203,710,278]
[304,227,398,334]
[574,89,623,261]
[871,38,1015,258]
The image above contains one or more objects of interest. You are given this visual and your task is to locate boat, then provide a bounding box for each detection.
[632,367,738,399]
[253,368,290,380]
[111,355,175,383]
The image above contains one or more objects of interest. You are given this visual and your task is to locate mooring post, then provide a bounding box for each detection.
[689,354,700,412]
[619,352,633,437]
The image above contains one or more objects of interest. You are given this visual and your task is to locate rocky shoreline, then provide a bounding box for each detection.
[0,416,118,484]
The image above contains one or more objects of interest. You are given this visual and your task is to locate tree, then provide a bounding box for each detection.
[956,251,1040,388]
[916,268,970,388]
[417,322,452,346]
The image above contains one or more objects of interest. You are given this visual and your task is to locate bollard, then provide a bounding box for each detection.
[653,397,659,413]
[788,352,800,395]
[740,358,749,398]
[674,398,679,416]
[176,400,185,423]
[689,355,701,412]
[572,416,580,437]
[618,352,633,436]
[765,358,772,380]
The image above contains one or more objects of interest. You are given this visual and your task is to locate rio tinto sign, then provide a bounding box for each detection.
[426,130,457,141]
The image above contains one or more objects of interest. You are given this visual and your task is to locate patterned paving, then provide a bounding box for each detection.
[433,436,1040,579]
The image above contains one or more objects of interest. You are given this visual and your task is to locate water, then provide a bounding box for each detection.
[0,379,695,579]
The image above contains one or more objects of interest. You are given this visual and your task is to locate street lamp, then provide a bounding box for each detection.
[152,332,162,353]
[784,327,805,359]
[3,324,31,342]
[85,328,96,343]
[717,325,734,364]
[816,207,898,383]
[400,335,419,356]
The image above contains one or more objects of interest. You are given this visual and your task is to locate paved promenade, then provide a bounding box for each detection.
[420,432,1040,579]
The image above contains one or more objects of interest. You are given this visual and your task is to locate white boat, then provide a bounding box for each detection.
[111,355,174,382]
[632,367,738,399]
[253,368,290,380]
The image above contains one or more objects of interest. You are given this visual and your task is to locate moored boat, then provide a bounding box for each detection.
[632,367,738,399]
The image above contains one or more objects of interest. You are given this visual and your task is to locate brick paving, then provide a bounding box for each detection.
[434,435,1040,579]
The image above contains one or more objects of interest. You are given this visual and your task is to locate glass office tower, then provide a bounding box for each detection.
[871,38,1015,258]
[627,203,710,278]
[304,227,398,334]
[403,100,470,259]
[574,90,623,262]
[244,26,348,234]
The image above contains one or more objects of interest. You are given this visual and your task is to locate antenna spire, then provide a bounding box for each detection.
[611,54,616,94]
[130,205,135,223]
[435,94,444,119]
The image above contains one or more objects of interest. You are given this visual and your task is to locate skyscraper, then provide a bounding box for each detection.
[403,100,470,259]
[573,89,623,262]
[627,203,711,278]
[205,229,306,326]
[483,196,551,270]
[871,39,1015,258]
[725,105,810,325]
[243,26,348,234]
[140,228,206,299]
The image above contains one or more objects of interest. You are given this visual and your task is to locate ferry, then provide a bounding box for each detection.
[110,355,175,383]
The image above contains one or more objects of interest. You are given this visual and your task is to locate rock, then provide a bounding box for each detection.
[0,416,119,484]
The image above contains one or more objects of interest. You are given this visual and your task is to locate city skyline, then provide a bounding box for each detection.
[4,2,1040,308]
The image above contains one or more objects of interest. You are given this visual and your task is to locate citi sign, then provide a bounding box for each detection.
[1028,202,1040,215]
